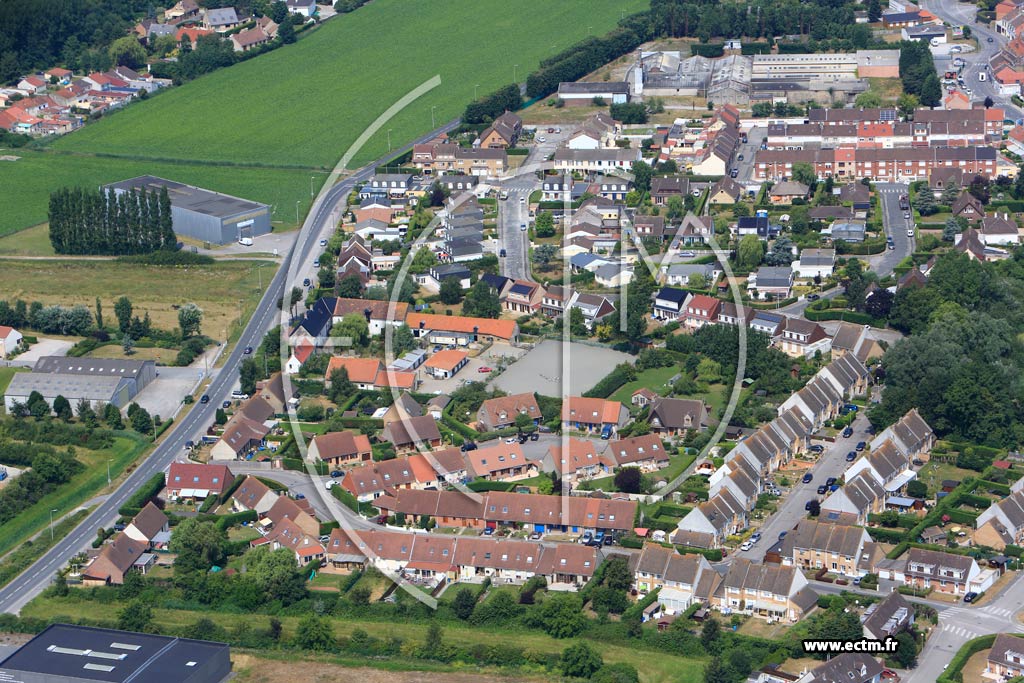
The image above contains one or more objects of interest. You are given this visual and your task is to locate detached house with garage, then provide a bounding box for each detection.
[308,430,373,469]
[607,434,670,471]
[649,397,709,436]
[986,634,1024,681]
[166,462,234,502]
[902,547,981,596]
[466,442,538,482]
[477,392,542,431]
[652,287,689,322]
[561,396,629,437]
[861,592,915,640]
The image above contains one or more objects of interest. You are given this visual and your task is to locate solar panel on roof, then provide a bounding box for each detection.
[879,109,896,121]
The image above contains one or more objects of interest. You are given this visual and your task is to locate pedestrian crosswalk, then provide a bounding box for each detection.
[941,623,982,638]
[981,605,1016,618]
[943,605,1017,619]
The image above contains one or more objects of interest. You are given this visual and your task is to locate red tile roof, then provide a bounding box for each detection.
[424,349,467,372]
[405,312,517,340]
[167,462,234,494]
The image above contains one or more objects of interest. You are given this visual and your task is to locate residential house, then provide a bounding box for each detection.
[81,533,150,585]
[778,376,842,430]
[502,279,544,314]
[828,221,867,243]
[542,438,613,482]
[708,176,744,204]
[664,262,720,287]
[975,488,1024,550]
[769,181,810,204]
[421,263,472,293]
[381,415,443,453]
[571,293,616,329]
[630,544,717,614]
[17,76,47,95]
[342,449,466,501]
[929,167,963,198]
[631,388,658,407]
[253,517,326,566]
[263,494,320,537]
[166,462,234,501]
[951,191,985,221]
[820,471,886,525]
[651,176,691,205]
[308,430,373,469]
[210,396,275,461]
[981,213,1021,245]
[805,653,884,683]
[839,182,871,210]
[649,397,709,436]
[774,318,832,359]
[285,0,317,16]
[176,26,215,49]
[165,0,200,20]
[323,357,416,392]
[633,215,665,241]
[791,248,836,278]
[710,557,818,623]
[830,322,885,363]
[123,502,170,548]
[608,433,670,471]
[737,215,779,241]
[0,326,23,358]
[869,408,934,459]
[986,634,1024,681]
[406,312,519,344]
[903,547,980,596]
[477,111,522,148]
[682,294,721,331]
[477,393,542,431]
[861,592,915,640]
[423,349,469,379]
[652,287,689,322]
[232,475,277,515]
[552,147,641,174]
[230,27,272,52]
[709,457,761,511]
[780,519,871,577]
[748,267,794,300]
[203,7,240,31]
[381,393,424,426]
[561,396,629,436]
[846,439,917,496]
[675,489,749,548]
[287,296,335,348]
[676,214,715,246]
[467,442,538,481]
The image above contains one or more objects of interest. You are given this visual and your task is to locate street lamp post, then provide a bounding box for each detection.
[49,508,57,541]
[474,84,479,99]
[431,105,436,128]
[513,64,519,82]
[387,128,393,152]
[310,176,315,198]
[295,200,300,224]
[107,458,112,486]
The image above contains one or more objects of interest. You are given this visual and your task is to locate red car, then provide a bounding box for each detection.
[478,366,492,373]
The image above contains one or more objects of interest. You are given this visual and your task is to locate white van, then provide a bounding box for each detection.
[238,237,253,246]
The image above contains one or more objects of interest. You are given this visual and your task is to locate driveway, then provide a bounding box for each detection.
[416,343,526,395]
[11,337,75,365]
[744,412,873,563]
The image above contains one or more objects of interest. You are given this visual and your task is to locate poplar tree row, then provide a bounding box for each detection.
[48,185,177,255]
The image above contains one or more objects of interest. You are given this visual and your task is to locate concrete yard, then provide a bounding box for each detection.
[490,340,634,397]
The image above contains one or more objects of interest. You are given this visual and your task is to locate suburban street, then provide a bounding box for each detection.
[0,119,461,615]
[735,126,767,184]
[871,182,913,277]
[498,187,532,281]
[744,413,872,563]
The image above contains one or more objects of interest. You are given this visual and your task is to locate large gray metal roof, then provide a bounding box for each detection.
[104,176,267,220]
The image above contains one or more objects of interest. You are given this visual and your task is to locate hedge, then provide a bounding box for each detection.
[937,634,998,683]
[219,474,247,503]
[118,472,165,517]
[676,546,723,561]
[623,587,660,620]
[990,201,1024,213]
[152,417,174,440]
[583,364,635,399]
[213,509,256,531]
[867,527,907,544]
[257,476,288,492]
[467,480,516,493]
[330,484,360,513]
[691,43,725,58]
[741,42,772,55]
[319,520,340,536]
[463,83,522,124]
[441,414,480,441]
[526,23,648,99]
[281,458,328,475]
[834,238,887,256]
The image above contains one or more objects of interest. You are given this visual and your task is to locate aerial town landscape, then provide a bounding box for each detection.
[5,0,1024,682]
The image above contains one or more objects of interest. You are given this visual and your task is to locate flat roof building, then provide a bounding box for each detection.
[104,175,270,245]
[0,623,231,683]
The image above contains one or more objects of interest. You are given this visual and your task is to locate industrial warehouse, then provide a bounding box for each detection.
[104,175,271,245]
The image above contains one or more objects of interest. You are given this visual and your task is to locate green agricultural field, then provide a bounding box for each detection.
[0,149,319,238]
[52,0,642,168]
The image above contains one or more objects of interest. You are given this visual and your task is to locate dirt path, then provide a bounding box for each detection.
[232,653,552,683]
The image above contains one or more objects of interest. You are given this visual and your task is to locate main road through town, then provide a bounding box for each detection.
[0,120,460,615]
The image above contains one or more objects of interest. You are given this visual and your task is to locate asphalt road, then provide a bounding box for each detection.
[743,413,872,563]
[870,182,913,278]
[0,119,460,615]
[498,189,532,281]
[735,127,767,184]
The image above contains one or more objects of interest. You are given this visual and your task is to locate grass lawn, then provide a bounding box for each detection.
[47,0,642,171]
[918,459,975,495]
[609,366,680,404]
[0,223,55,255]
[86,343,180,365]
[0,434,148,561]
[0,366,28,399]
[21,594,705,683]
[0,149,319,238]
[0,258,273,335]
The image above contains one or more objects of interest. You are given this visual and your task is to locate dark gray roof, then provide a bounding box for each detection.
[861,591,913,638]
[558,81,630,95]
[0,623,230,683]
[752,267,793,288]
[5,373,127,401]
[205,7,239,25]
[104,176,267,220]
[34,356,152,378]
[782,519,865,559]
[810,652,884,683]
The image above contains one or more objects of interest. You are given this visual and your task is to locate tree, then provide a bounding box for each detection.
[452,587,477,620]
[893,631,918,668]
[294,615,335,651]
[104,403,124,430]
[391,324,416,355]
[337,273,363,298]
[665,195,685,222]
[791,162,816,187]
[631,160,653,193]
[593,663,640,683]
[560,642,603,678]
[116,600,155,633]
[866,0,882,20]
[569,306,588,336]
[26,390,49,419]
[535,211,555,238]
[613,467,642,493]
[95,297,104,329]
[533,243,558,268]
[984,95,995,109]
[539,593,587,638]
[514,411,533,431]
[410,246,438,274]
[701,617,722,653]
[913,190,938,216]
[76,399,98,427]
[328,367,355,404]
[439,277,463,305]
[703,657,731,683]
[122,334,134,356]
[968,174,991,205]
[289,286,304,312]
[108,36,147,69]
[277,15,297,43]
[269,0,288,22]
[622,267,657,342]
[843,258,870,311]
[807,499,821,516]
[941,183,961,206]
[920,73,942,108]
[737,234,764,270]
[462,280,501,318]
[247,546,308,605]
[896,93,919,118]
[854,91,882,108]
[332,312,369,348]
[239,358,260,395]
[807,603,863,650]
[115,296,133,333]
[765,236,796,267]
[178,303,203,338]
[906,479,928,498]
[170,518,227,573]
[610,102,648,124]
[864,289,894,319]
[130,404,153,434]
[52,395,73,422]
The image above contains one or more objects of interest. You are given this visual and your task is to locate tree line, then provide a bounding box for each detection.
[48,185,177,255]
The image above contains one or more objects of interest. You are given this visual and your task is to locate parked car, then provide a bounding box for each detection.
[802,473,814,484]
[303,278,311,287]
[903,212,911,220]
[907,228,914,237]
[313,259,320,268]
[679,251,696,258]
[460,441,477,452]
[530,531,542,540]
[912,459,924,466]
[730,169,739,178]
[231,391,249,400]
[478,366,493,373]
[505,437,518,444]
[499,249,507,257]
[750,532,762,543]
[843,404,859,413]
[740,540,753,551]
[530,432,539,441]
[846,451,857,462]
[964,591,978,603]
[842,426,854,438]
[222,400,231,409]
[294,493,305,500]
[482,527,494,536]
[538,136,546,143]
[825,477,837,487]
[520,196,525,203]
[319,239,327,247]
[807,293,820,301]
[330,470,343,478]
[778,531,788,540]
[988,36,994,42]
[603,534,615,546]
[737,154,744,161]
[580,531,593,545]
[809,444,824,453]
[817,485,828,495]
[325,480,337,490]
[591,531,605,547]
[856,441,867,451]
[805,500,818,511]
[520,224,527,231]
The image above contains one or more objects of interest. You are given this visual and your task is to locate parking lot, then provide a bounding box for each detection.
[415,342,526,395]
[490,340,634,397]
